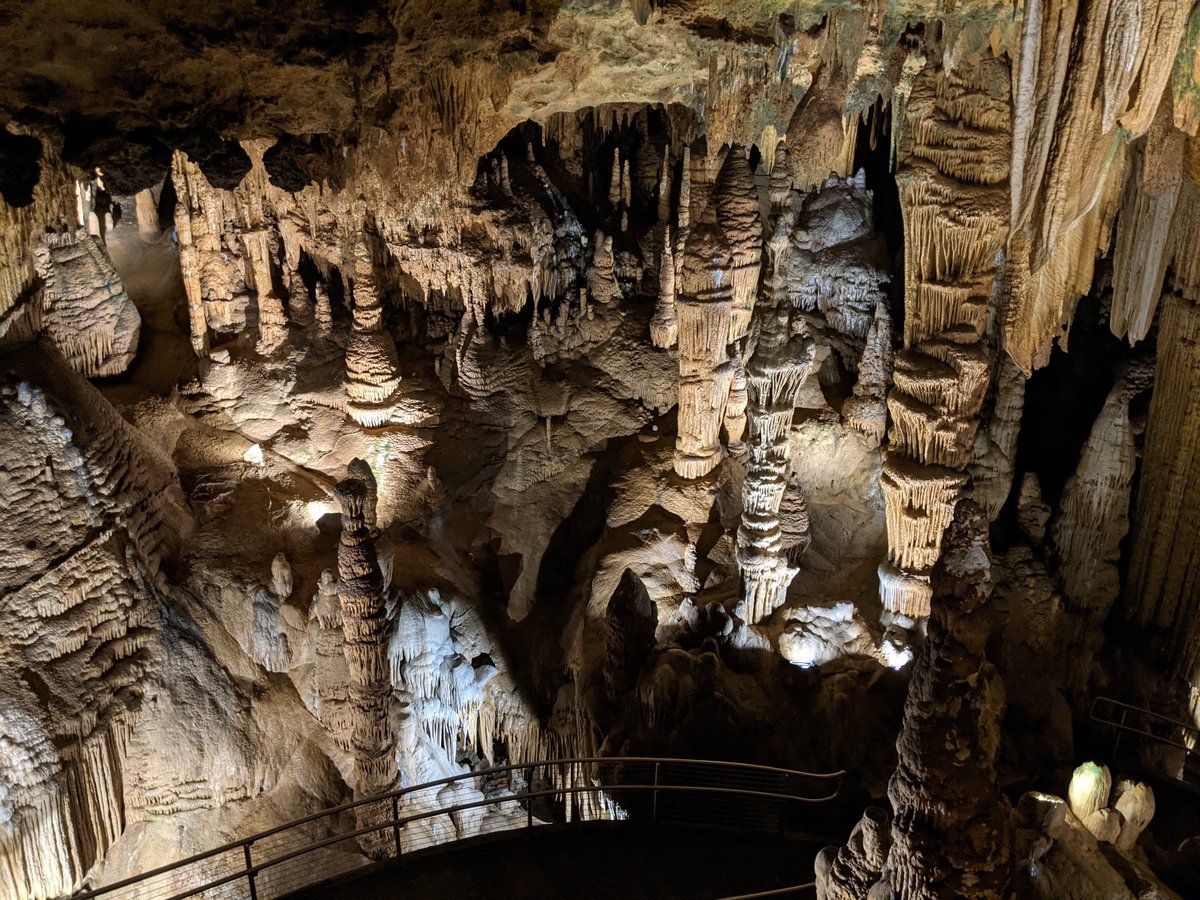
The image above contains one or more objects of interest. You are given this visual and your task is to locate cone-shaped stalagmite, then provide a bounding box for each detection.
[821,502,1010,898]
[736,145,816,624]
[672,146,761,479]
[335,477,396,799]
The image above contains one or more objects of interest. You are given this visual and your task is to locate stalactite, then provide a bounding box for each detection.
[881,56,1010,618]
[1005,0,1190,372]
[344,235,404,428]
[1110,103,1186,344]
[242,229,288,354]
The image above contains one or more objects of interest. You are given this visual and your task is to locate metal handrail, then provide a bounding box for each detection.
[1090,696,1200,754]
[74,756,845,900]
[719,883,817,899]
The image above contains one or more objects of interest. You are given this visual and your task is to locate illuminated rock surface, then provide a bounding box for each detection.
[0,2,1199,897]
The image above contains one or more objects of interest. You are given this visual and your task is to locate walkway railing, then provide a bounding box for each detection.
[1090,696,1200,782]
[74,757,845,900]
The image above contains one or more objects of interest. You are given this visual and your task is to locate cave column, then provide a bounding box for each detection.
[344,235,403,428]
[672,146,762,479]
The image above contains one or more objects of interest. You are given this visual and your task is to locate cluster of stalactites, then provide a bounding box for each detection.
[671,145,762,479]
[241,228,288,354]
[879,57,1011,619]
[1004,0,1192,373]
[344,235,404,428]
[736,144,816,624]
[334,476,397,798]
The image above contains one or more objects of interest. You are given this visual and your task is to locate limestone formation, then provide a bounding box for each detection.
[736,145,816,624]
[1052,358,1153,621]
[1124,292,1200,678]
[602,569,657,700]
[334,478,396,798]
[32,230,141,376]
[0,5,1199,898]
[880,57,1010,620]
[671,177,736,479]
[815,808,891,900]
[823,502,1011,900]
[344,237,404,428]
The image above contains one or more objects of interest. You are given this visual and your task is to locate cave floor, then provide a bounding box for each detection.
[286,823,824,899]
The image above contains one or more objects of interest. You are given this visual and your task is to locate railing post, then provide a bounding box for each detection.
[243,842,258,900]
[526,765,534,829]
[392,795,402,860]
[652,762,661,823]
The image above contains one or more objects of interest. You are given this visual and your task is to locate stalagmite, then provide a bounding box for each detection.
[879,502,1011,897]
[881,57,1010,619]
[344,236,404,428]
[602,569,657,700]
[586,230,621,305]
[670,145,762,480]
[736,145,816,624]
[334,477,397,799]
[314,281,334,344]
[1052,358,1152,621]
[815,808,891,900]
[286,268,313,328]
[650,224,678,348]
[134,189,159,241]
[843,297,893,446]
[1124,290,1200,678]
[309,569,353,751]
[968,355,1027,520]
